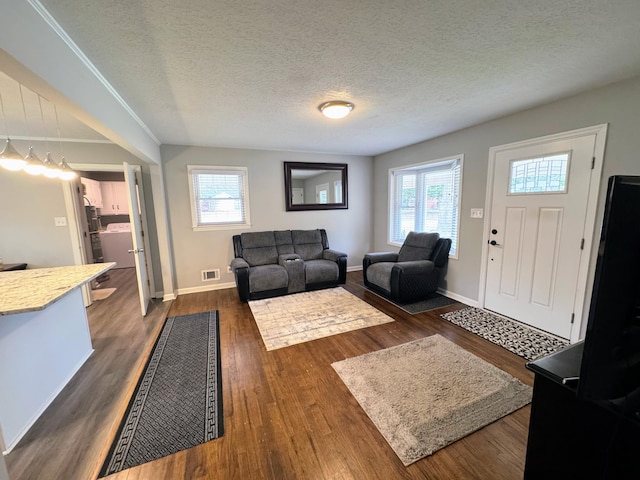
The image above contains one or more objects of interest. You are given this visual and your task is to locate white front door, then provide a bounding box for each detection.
[485,133,599,339]
[124,162,151,316]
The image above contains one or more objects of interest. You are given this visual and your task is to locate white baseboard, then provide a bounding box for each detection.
[171,277,476,307]
[347,265,363,272]
[437,288,479,308]
[176,281,236,296]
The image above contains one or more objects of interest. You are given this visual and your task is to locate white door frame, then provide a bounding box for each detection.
[478,124,608,343]
[64,162,156,300]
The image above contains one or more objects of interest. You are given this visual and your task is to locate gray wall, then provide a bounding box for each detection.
[373,76,640,305]
[0,141,164,294]
[0,153,75,269]
[161,145,373,292]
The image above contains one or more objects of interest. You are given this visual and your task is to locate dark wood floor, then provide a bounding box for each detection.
[6,270,534,480]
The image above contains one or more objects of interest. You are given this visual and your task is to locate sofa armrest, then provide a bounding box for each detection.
[230,257,250,271]
[230,258,250,302]
[323,249,347,262]
[392,260,435,276]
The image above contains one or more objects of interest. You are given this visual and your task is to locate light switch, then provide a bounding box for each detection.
[54,217,67,227]
[470,208,484,219]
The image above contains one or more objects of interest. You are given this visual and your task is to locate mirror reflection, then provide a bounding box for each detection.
[284,162,348,211]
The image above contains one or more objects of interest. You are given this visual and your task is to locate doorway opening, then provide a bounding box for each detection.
[65,162,154,316]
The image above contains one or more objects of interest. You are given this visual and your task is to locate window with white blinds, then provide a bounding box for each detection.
[389,155,462,257]
[188,165,251,230]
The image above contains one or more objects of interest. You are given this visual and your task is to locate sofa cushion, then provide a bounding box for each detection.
[397,232,440,262]
[241,231,278,266]
[292,229,323,260]
[305,259,339,284]
[275,230,294,254]
[248,264,288,292]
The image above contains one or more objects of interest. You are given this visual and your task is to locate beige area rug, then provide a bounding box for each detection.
[332,334,533,465]
[249,287,395,350]
[92,288,116,300]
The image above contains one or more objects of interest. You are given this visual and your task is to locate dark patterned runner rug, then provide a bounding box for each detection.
[440,307,569,361]
[99,310,223,477]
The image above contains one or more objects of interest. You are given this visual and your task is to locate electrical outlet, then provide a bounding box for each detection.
[470,208,484,219]
[54,216,67,227]
[227,266,232,273]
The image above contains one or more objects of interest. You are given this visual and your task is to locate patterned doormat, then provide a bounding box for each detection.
[99,311,223,477]
[440,307,569,361]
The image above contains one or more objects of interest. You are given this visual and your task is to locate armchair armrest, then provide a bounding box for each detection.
[363,252,399,287]
[323,249,347,262]
[392,260,435,276]
[364,252,399,264]
[389,260,437,302]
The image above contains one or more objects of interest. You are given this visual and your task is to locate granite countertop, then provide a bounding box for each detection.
[0,263,115,316]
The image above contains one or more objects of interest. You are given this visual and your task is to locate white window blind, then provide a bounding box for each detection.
[188,165,251,230]
[389,156,462,257]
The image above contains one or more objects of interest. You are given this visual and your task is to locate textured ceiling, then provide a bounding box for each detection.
[5,0,640,156]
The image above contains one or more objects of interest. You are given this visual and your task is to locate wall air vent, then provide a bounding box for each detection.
[201,269,220,282]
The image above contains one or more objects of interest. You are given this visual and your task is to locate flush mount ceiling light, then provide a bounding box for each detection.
[318,101,354,119]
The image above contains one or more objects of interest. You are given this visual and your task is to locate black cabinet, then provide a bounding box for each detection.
[525,343,640,479]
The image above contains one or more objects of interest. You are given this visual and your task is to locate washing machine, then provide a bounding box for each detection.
[99,223,135,268]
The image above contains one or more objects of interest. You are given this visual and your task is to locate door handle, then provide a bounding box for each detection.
[489,240,501,246]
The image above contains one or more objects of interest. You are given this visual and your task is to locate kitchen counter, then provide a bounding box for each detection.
[0,263,114,453]
[0,263,114,315]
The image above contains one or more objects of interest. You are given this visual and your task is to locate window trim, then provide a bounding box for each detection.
[388,154,463,259]
[188,165,251,231]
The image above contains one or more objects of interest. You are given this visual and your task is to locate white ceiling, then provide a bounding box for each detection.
[3,0,640,156]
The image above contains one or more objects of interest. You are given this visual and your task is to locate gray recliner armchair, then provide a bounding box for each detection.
[363,232,451,303]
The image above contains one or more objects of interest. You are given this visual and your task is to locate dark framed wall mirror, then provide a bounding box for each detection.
[284,161,348,211]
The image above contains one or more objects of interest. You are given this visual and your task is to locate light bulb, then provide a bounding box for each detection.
[319,101,354,119]
[23,146,45,176]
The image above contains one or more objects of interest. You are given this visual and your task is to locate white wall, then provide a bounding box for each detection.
[374,76,640,314]
[161,145,373,292]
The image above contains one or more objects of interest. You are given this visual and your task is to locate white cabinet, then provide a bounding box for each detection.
[99,182,129,215]
[80,177,103,208]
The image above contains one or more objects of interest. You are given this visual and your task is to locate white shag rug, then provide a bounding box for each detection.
[332,334,533,465]
[249,287,394,350]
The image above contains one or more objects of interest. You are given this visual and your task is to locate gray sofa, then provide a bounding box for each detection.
[230,229,347,302]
